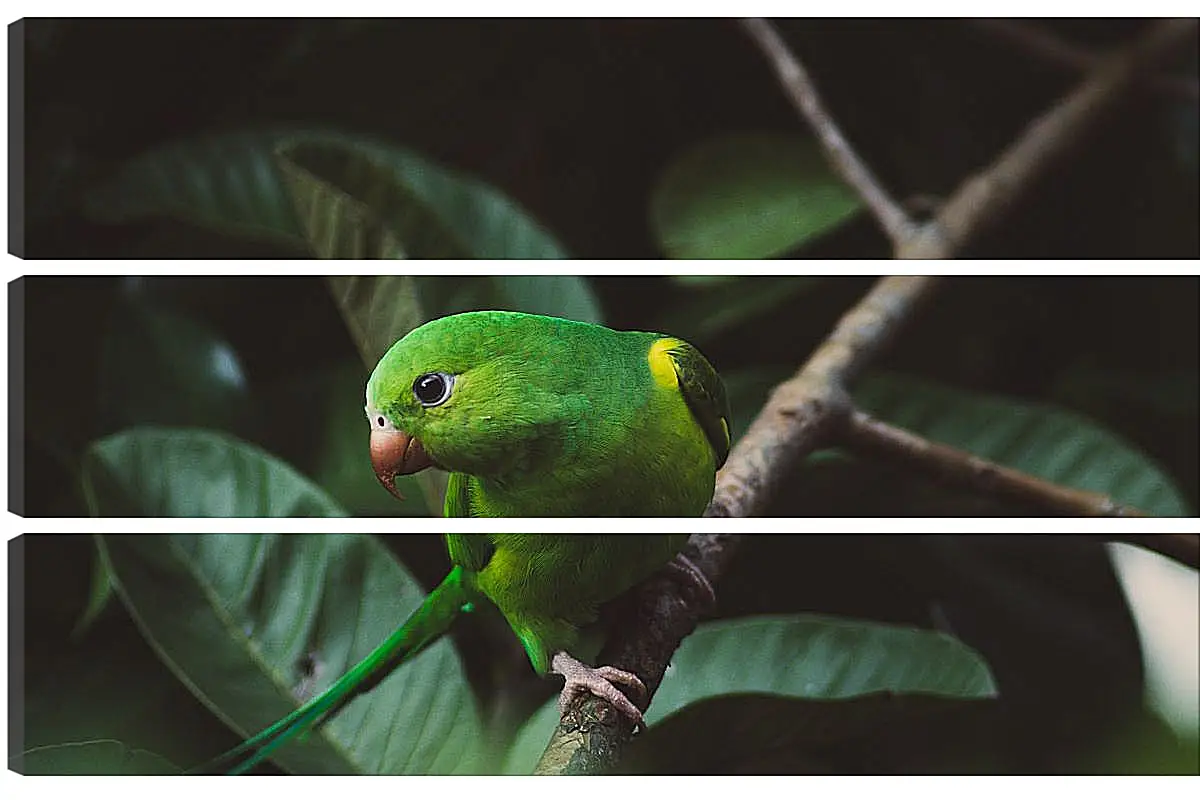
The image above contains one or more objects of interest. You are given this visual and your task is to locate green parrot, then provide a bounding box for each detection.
[366,309,730,516]
[213,311,730,774]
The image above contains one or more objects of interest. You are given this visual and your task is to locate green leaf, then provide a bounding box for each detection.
[654,615,996,714]
[98,290,250,432]
[81,427,346,517]
[855,372,1192,516]
[650,132,862,258]
[327,276,425,366]
[503,614,995,774]
[98,534,486,775]
[83,129,567,258]
[277,139,458,258]
[13,741,181,775]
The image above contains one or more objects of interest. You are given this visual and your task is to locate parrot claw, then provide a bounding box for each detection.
[665,553,716,610]
[551,652,647,732]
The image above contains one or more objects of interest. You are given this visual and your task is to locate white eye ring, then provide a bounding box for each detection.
[412,372,455,407]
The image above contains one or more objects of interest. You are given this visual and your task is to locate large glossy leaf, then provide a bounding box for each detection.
[503,614,995,774]
[98,534,485,775]
[855,372,1192,516]
[327,276,424,366]
[83,129,567,258]
[13,741,180,775]
[81,427,346,517]
[278,140,456,258]
[650,132,862,258]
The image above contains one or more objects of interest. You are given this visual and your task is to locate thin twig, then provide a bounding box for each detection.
[740,18,1198,259]
[707,276,939,517]
[971,19,1199,102]
[739,18,917,245]
[902,17,1198,258]
[843,410,1146,516]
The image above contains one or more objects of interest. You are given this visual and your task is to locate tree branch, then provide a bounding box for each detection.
[740,18,1198,258]
[738,18,917,246]
[531,23,1198,753]
[532,272,1193,774]
[534,277,940,773]
[905,18,1199,258]
[532,533,744,775]
[843,410,1146,517]
[970,19,1199,102]
[707,276,940,517]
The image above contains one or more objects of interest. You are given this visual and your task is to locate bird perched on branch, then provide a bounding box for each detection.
[213,311,729,774]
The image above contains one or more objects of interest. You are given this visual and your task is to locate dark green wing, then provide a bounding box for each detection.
[665,340,732,468]
[444,532,495,572]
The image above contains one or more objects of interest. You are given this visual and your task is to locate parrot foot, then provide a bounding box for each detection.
[551,651,646,731]
[665,553,716,610]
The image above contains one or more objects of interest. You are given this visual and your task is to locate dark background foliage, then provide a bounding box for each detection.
[9,15,1199,778]
[13,533,1198,775]
[16,274,1198,518]
[15,18,1199,258]
[11,274,1198,774]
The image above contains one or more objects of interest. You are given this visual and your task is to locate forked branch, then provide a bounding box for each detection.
[739,18,1198,258]
[535,18,1198,774]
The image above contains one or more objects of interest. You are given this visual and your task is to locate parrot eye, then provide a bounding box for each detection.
[413,372,454,407]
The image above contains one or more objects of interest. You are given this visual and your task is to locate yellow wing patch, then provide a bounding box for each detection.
[647,337,683,389]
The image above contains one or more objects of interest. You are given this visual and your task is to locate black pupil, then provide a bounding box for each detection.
[414,374,446,404]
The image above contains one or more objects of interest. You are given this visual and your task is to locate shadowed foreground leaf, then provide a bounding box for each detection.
[98,534,486,775]
[83,129,566,258]
[82,427,346,517]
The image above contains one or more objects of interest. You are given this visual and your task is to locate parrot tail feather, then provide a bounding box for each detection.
[191,566,475,775]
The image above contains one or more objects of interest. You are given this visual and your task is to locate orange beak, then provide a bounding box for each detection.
[370,429,435,501]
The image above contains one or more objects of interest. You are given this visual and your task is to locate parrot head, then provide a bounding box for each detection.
[364,311,587,500]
